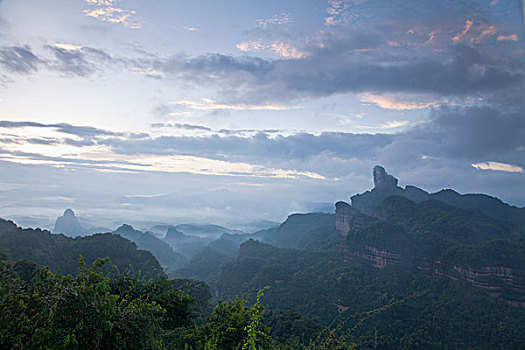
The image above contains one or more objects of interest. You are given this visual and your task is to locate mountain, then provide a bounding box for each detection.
[351,166,525,238]
[175,224,245,238]
[261,213,336,250]
[162,227,209,259]
[53,209,110,236]
[173,232,257,282]
[0,218,163,279]
[53,209,86,237]
[205,167,525,348]
[113,224,187,272]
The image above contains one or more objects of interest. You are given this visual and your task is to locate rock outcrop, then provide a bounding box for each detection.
[343,245,403,268]
[349,166,525,238]
[53,209,86,237]
[335,201,363,236]
[373,165,398,189]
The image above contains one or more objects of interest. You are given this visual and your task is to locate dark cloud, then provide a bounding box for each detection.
[0,148,146,168]
[99,132,392,169]
[45,46,94,76]
[425,103,525,161]
[151,123,213,132]
[149,123,281,135]
[99,93,524,179]
[25,138,60,146]
[217,128,281,135]
[0,46,43,73]
[0,120,121,137]
[64,138,96,147]
[159,54,273,77]
[140,41,522,105]
[0,44,117,78]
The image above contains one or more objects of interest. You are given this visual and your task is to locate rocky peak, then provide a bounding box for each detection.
[54,208,85,237]
[373,165,398,189]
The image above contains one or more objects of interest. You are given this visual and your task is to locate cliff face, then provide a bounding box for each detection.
[335,166,525,306]
[419,261,525,306]
[342,245,404,268]
[335,201,362,236]
[452,265,525,300]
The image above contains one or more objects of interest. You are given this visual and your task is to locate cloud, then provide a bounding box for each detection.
[472,162,524,173]
[0,120,121,138]
[45,45,94,76]
[379,120,410,129]
[236,40,305,59]
[54,43,83,51]
[423,31,438,45]
[4,33,519,104]
[452,19,473,43]
[474,25,497,42]
[184,26,198,32]
[452,21,498,44]
[359,93,437,110]
[0,46,42,73]
[497,34,518,41]
[98,132,392,173]
[169,99,302,111]
[83,0,142,29]
[86,0,115,5]
[0,44,116,78]
[256,13,292,28]
[151,123,212,132]
[325,0,350,26]
[151,42,522,104]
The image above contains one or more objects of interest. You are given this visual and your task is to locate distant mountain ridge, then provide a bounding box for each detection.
[113,224,188,272]
[0,218,163,279]
[349,166,525,238]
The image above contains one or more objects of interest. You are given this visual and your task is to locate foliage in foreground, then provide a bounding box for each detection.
[0,258,356,349]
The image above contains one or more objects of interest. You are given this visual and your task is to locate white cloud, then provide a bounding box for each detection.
[472,25,497,43]
[184,26,198,32]
[472,161,524,173]
[54,43,83,51]
[256,13,292,28]
[452,19,473,43]
[83,0,142,29]
[170,99,302,111]
[236,40,305,59]
[497,34,518,42]
[359,93,436,110]
[424,31,438,45]
[379,120,410,129]
[325,0,349,26]
[85,0,114,5]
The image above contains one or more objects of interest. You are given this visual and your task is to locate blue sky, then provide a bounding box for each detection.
[0,0,523,230]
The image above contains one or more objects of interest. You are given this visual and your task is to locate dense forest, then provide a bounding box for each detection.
[1,168,525,349]
[0,258,354,349]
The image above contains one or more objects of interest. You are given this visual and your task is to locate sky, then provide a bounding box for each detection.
[0,0,524,231]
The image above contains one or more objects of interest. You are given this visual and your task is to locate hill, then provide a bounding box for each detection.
[0,218,163,279]
[113,224,188,272]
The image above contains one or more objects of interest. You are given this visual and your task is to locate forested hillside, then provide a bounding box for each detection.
[0,219,163,279]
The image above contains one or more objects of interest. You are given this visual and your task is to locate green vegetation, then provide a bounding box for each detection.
[0,219,163,279]
[113,224,188,272]
[2,186,525,349]
[0,258,357,349]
